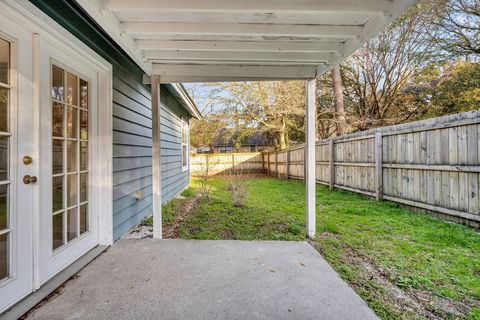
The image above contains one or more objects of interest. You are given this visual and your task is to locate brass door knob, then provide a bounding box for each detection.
[23,156,33,165]
[23,175,38,184]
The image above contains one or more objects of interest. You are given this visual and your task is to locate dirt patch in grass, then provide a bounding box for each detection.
[132,188,201,239]
[163,193,202,238]
[313,232,477,319]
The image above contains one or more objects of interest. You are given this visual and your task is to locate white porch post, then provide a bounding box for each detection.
[151,75,163,239]
[305,79,316,238]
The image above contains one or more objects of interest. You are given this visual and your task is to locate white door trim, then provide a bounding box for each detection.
[0,0,113,292]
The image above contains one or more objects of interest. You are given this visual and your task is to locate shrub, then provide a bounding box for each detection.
[223,172,250,208]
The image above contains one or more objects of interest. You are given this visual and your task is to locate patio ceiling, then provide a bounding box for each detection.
[77,0,418,82]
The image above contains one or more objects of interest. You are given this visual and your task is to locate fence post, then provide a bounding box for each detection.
[261,153,265,173]
[303,145,306,183]
[375,132,383,200]
[206,154,209,177]
[275,152,279,178]
[329,139,335,190]
[286,149,290,180]
[267,152,271,176]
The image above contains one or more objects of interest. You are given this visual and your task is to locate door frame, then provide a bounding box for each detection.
[0,0,113,294]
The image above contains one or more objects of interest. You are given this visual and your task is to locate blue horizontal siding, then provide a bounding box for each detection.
[112,77,190,240]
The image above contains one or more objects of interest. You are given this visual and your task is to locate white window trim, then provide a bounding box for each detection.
[181,119,189,172]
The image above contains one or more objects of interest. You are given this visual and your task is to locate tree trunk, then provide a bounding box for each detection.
[331,65,346,136]
[279,130,287,150]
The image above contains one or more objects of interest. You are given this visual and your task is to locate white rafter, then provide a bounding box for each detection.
[105,0,395,14]
[135,40,344,53]
[123,22,364,38]
[143,51,335,64]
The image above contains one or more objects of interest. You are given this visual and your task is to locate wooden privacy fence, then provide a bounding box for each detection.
[264,110,480,227]
[190,152,264,176]
[189,110,480,226]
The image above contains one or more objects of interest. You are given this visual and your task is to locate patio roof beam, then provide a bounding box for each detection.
[106,0,395,14]
[135,40,344,53]
[143,51,335,64]
[123,22,364,38]
[151,64,321,82]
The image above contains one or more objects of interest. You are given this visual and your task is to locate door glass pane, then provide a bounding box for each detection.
[52,102,64,137]
[0,136,8,180]
[66,72,78,106]
[52,176,63,212]
[0,233,8,280]
[0,184,8,230]
[80,173,87,203]
[80,111,88,140]
[67,141,77,172]
[0,38,9,281]
[52,65,64,102]
[66,106,78,139]
[67,174,78,207]
[52,140,63,174]
[0,38,9,85]
[80,204,88,235]
[80,141,88,171]
[67,207,78,242]
[52,213,64,250]
[80,79,88,109]
[52,65,89,251]
[0,87,8,132]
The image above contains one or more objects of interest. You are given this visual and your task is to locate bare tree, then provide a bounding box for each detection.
[330,65,347,136]
[341,4,435,130]
[424,0,480,58]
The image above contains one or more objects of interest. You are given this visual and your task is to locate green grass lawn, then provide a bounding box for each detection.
[145,176,480,319]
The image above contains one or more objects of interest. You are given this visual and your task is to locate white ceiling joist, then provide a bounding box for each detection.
[143,51,335,63]
[105,0,395,14]
[135,40,344,53]
[76,0,419,83]
[123,22,364,38]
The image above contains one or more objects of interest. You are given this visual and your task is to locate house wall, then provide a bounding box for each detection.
[30,0,191,240]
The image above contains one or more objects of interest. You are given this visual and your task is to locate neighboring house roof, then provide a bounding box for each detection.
[214,130,273,147]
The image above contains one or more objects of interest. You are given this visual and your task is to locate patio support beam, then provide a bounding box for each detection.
[151,75,162,239]
[305,79,316,239]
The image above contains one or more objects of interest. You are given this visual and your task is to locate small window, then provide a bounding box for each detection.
[219,146,233,153]
[181,119,189,171]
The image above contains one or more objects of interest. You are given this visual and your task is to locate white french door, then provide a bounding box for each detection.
[37,38,99,285]
[0,14,35,313]
[0,2,111,312]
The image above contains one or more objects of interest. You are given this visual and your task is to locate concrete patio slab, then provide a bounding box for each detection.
[26,239,378,320]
